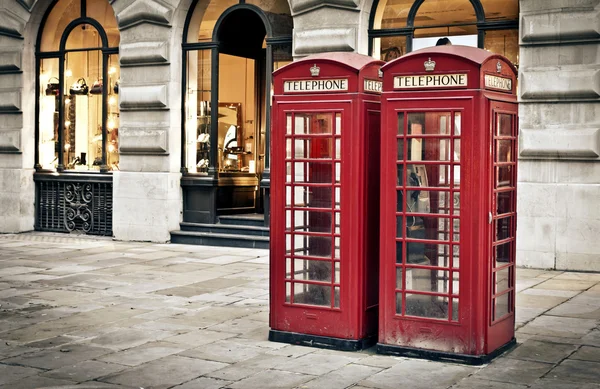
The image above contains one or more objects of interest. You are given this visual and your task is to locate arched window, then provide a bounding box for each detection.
[370,0,519,66]
[36,0,120,172]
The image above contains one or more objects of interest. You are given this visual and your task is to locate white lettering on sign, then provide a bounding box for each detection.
[364,79,382,94]
[484,74,512,91]
[284,79,349,93]
[394,73,468,89]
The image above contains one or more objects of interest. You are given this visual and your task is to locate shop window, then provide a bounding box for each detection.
[37,0,119,172]
[370,0,519,67]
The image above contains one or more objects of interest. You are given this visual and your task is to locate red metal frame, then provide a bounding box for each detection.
[270,54,383,349]
[378,46,518,362]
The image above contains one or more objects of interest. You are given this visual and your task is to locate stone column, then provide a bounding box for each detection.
[0,2,38,232]
[110,0,183,242]
[517,0,600,271]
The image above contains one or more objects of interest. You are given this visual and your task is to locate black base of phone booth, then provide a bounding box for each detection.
[377,338,516,365]
[269,330,377,352]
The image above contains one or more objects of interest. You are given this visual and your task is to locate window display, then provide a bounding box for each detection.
[37,2,119,173]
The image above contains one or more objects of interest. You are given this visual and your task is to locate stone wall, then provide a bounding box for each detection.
[517,0,600,271]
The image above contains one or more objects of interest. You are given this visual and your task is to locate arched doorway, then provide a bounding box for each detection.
[177,0,292,246]
[34,0,120,236]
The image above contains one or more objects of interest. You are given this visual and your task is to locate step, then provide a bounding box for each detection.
[219,214,265,227]
[180,222,269,237]
[170,230,269,249]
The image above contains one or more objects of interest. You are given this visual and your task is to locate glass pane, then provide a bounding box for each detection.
[495,217,512,241]
[334,286,340,308]
[374,0,413,30]
[396,293,403,314]
[334,262,340,283]
[396,216,404,238]
[397,139,404,160]
[293,259,332,282]
[495,267,511,294]
[334,237,341,259]
[407,215,451,242]
[294,138,332,159]
[414,0,477,27]
[497,191,513,215]
[197,0,239,41]
[286,258,292,278]
[86,0,120,47]
[453,192,460,215]
[408,139,450,162]
[185,49,211,173]
[64,50,104,171]
[453,139,460,162]
[293,283,332,307]
[397,165,404,186]
[372,37,408,62]
[335,138,341,160]
[396,190,404,213]
[335,114,341,135]
[497,140,513,162]
[495,242,512,266]
[293,235,332,258]
[452,299,459,321]
[295,186,331,208]
[396,241,403,264]
[40,0,81,52]
[408,112,451,135]
[106,54,120,170]
[294,113,332,135]
[453,219,460,242]
[406,242,451,266]
[285,282,291,302]
[405,267,450,294]
[482,0,518,21]
[485,29,519,67]
[494,292,511,320]
[497,166,513,188]
[285,234,292,254]
[397,112,405,135]
[293,162,332,183]
[396,267,403,289]
[413,27,478,48]
[65,24,102,50]
[39,58,60,169]
[293,210,332,233]
[405,293,449,319]
[497,113,513,137]
[334,187,341,209]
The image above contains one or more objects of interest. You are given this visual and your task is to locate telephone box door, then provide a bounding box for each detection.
[379,98,479,355]
[487,100,518,352]
[271,102,354,340]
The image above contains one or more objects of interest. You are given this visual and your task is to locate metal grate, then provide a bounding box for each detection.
[35,174,113,236]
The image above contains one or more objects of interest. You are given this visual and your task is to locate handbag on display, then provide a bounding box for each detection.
[90,79,103,95]
[113,80,119,94]
[69,78,89,95]
[45,77,60,96]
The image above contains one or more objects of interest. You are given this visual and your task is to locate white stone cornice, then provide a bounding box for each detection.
[116,0,174,30]
[291,0,360,15]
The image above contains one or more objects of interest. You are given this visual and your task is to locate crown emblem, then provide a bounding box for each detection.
[496,61,502,73]
[310,64,320,77]
[424,57,436,72]
[378,68,383,78]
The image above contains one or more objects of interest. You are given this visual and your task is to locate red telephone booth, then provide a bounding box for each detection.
[270,53,383,350]
[378,46,518,364]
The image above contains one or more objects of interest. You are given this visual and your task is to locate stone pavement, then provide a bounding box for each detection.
[0,232,598,389]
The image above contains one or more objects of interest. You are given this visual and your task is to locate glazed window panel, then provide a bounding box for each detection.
[372,37,408,62]
[39,58,61,169]
[40,0,81,51]
[65,24,102,50]
[413,0,477,27]
[185,49,212,174]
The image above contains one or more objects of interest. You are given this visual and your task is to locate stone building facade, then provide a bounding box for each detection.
[0,0,597,271]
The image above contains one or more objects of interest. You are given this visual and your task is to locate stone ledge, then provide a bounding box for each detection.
[520,127,600,159]
[117,0,174,30]
[521,9,600,44]
[0,50,21,72]
[291,0,360,15]
[120,85,167,110]
[0,128,21,152]
[0,90,21,112]
[0,8,25,38]
[119,127,168,154]
[294,27,356,55]
[120,41,169,66]
[520,66,600,100]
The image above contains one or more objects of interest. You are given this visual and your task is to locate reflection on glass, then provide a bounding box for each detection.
[294,113,332,135]
[496,217,511,241]
[397,165,404,186]
[372,36,408,62]
[497,166,512,188]
[397,139,404,160]
[497,191,512,215]
[494,292,511,320]
[408,112,451,135]
[185,49,211,173]
[408,139,450,162]
[396,292,403,314]
[495,267,510,294]
[405,294,448,319]
[294,259,332,282]
[293,283,332,307]
[495,242,511,266]
[396,241,403,264]
[292,235,332,258]
[295,138,332,159]
[396,267,403,289]
[497,140,512,162]
[405,268,450,293]
[498,113,513,136]
[294,162,332,183]
[453,245,460,268]
[452,299,459,321]
[397,112,405,135]
[294,210,331,233]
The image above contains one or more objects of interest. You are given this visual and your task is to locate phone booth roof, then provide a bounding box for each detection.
[382,45,517,95]
[273,52,384,95]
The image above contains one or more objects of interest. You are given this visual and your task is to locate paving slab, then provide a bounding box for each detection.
[546,359,600,383]
[506,340,578,363]
[2,343,114,370]
[360,359,478,389]
[297,363,383,389]
[569,345,600,362]
[471,357,554,385]
[100,355,229,389]
[41,359,127,382]
[517,315,598,338]
[96,341,187,366]
[0,363,44,385]
[171,376,233,389]
[0,375,77,389]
